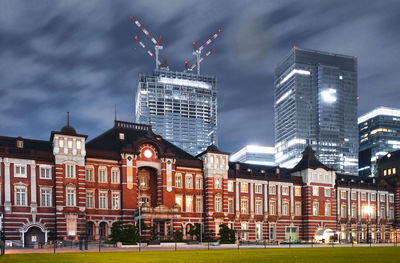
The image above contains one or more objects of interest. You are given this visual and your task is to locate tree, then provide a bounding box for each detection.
[188,223,202,240]
[109,221,139,244]
[218,224,235,244]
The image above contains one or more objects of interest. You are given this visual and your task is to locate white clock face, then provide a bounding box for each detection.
[143,149,153,158]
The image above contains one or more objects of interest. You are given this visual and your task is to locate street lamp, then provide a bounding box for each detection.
[363,205,373,244]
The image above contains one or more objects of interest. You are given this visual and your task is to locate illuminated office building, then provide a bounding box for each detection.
[230,145,276,166]
[136,69,217,156]
[274,47,358,174]
[358,107,400,177]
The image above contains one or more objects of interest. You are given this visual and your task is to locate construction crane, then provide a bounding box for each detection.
[188,29,222,75]
[130,15,167,69]
[185,48,216,72]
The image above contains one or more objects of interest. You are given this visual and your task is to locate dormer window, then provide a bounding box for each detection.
[16,140,24,148]
[119,132,125,140]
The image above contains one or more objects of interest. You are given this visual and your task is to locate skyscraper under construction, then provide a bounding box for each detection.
[131,16,220,156]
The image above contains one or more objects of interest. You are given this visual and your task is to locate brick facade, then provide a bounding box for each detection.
[0,121,397,247]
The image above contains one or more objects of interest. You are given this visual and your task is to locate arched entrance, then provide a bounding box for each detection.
[137,167,158,207]
[99,222,108,238]
[24,227,45,248]
[315,228,334,243]
[86,221,95,240]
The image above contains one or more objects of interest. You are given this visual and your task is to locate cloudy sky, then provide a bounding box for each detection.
[0,0,399,153]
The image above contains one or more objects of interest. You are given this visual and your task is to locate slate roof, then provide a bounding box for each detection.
[290,146,334,173]
[86,120,198,161]
[0,135,52,152]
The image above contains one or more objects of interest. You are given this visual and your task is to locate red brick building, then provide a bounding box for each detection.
[0,120,398,247]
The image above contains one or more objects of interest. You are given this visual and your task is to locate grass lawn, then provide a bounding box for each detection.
[1,247,400,263]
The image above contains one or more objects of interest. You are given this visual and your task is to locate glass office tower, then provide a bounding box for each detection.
[274,47,358,174]
[358,107,400,177]
[135,69,217,156]
[230,145,276,166]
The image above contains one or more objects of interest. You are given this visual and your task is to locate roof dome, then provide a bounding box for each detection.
[60,125,77,135]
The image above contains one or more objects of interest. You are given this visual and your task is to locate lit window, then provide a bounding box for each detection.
[295,187,301,196]
[186,196,193,212]
[76,140,82,149]
[312,187,319,196]
[227,181,234,192]
[58,138,64,147]
[393,168,396,174]
[240,183,248,193]
[341,190,346,199]
[361,192,366,201]
[16,140,24,148]
[351,192,357,200]
[175,195,183,209]
[67,140,73,148]
[119,133,125,140]
[255,184,262,194]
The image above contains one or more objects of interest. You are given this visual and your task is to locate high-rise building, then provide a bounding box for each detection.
[274,47,358,174]
[230,145,276,166]
[135,69,217,156]
[358,107,400,177]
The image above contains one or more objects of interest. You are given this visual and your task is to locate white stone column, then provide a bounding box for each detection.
[264,184,268,215]
[4,161,11,202]
[277,184,281,214]
[250,182,254,214]
[235,182,239,212]
[31,163,37,203]
[290,185,294,214]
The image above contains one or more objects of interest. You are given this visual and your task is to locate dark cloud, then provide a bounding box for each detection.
[0,0,399,154]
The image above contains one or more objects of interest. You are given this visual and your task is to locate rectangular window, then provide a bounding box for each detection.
[361,192,366,201]
[325,202,331,216]
[312,187,319,196]
[351,205,357,218]
[112,193,120,209]
[40,167,51,179]
[294,187,301,196]
[66,215,77,236]
[341,204,347,217]
[389,207,394,219]
[313,202,319,216]
[380,206,385,218]
[66,188,76,206]
[282,202,289,216]
[67,139,73,148]
[227,181,234,192]
[15,186,27,206]
[185,195,193,212]
[186,175,193,189]
[76,140,82,149]
[86,192,94,208]
[324,188,330,197]
[195,176,203,189]
[228,198,234,213]
[85,168,94,181]
[175,174,182,188]
[380,194,385,202]
[371,193,376,201]
[269,225,276,240]
[111,170,119,184]
[295,202,301,216]
[351,192,357,200]
[175,195,183,209]
[255,184,262,194]
[40,188,51,207]
[255,223,262,240]
[341,190,346,199]
[58,138,64,148]
[65,164,75,178]
[282,186,289,195]
[240,199,248,214]
[269,185,276,195]
[215,195,222,212]
[15,165,27,178]
[255,199,263,215]
[241,183,248,193]
[269,200,276,215]
[196,196,203,213]
[214,177,222,189]
[99,192,107,209]
[389,195,394,203]
[98,168,107,182]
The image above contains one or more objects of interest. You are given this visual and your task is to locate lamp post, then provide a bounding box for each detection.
[363,205,373,245]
